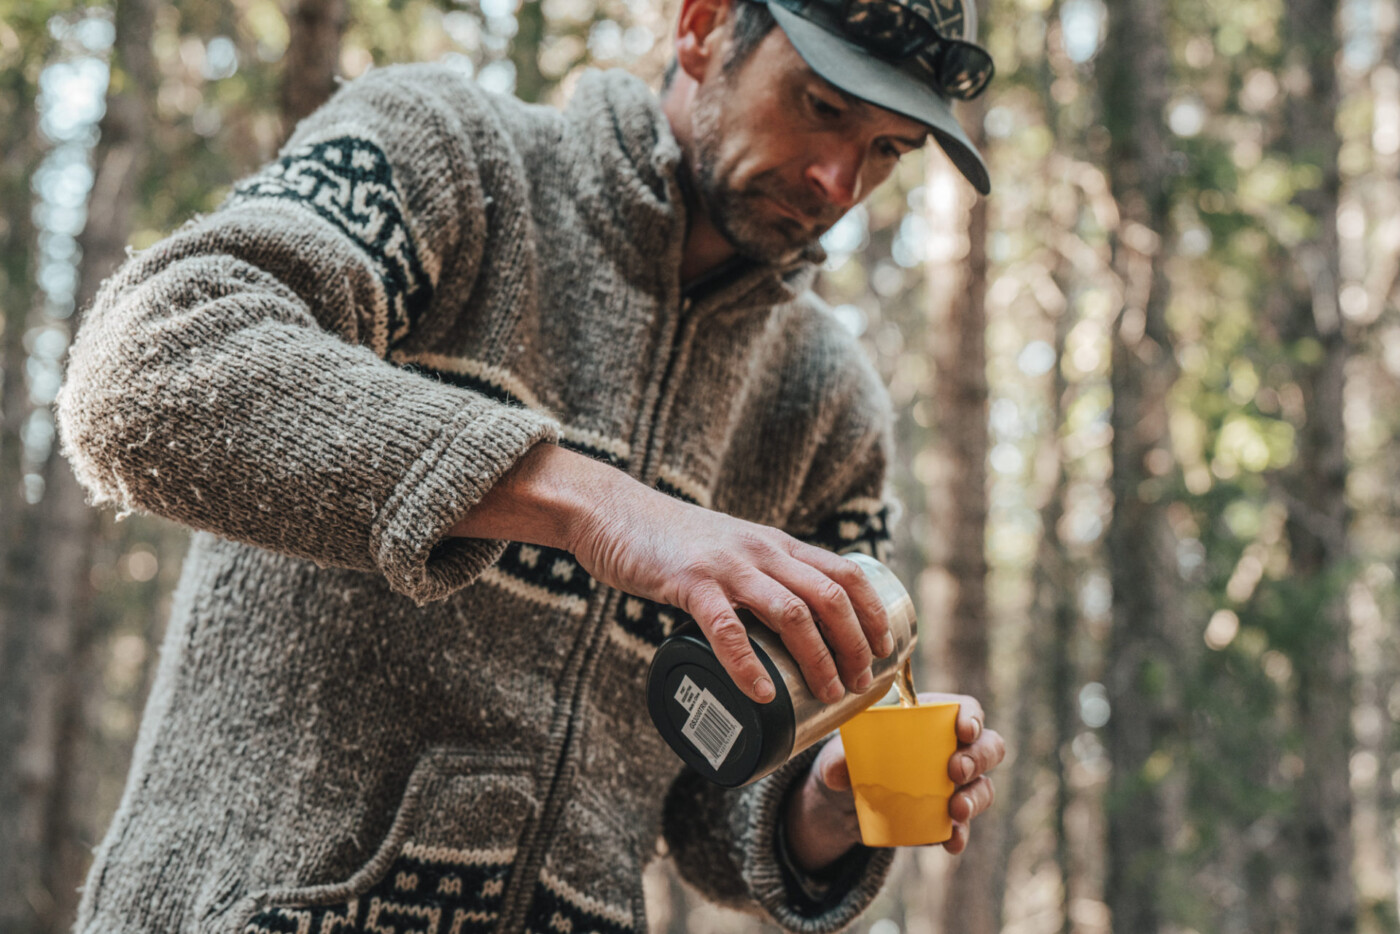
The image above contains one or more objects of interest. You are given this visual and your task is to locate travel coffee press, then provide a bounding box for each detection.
[645,552,918,787]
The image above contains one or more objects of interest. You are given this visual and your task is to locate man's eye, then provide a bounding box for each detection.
[879,141,904,159]
[809,95,842,118]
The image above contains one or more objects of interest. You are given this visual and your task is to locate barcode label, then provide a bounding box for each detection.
[681,688,742,769]
[675,675,702,714]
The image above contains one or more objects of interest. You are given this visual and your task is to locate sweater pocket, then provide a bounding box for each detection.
[222,748,538,934]
[524,784,647,934]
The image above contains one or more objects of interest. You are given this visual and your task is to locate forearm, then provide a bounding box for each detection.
[447,442,637,552]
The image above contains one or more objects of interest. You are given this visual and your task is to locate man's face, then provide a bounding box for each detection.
[687,24,929,263]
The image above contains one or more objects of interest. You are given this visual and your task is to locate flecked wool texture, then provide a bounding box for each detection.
[56,63,903,934]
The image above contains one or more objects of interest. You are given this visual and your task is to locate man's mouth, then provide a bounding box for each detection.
[763,196,803,223]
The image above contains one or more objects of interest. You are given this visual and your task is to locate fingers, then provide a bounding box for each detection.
[787,543,895,659]
[685,581,775,704]
[949,727,1007,784]
[942,821,970,855]
[766,554,878,695]
[949,775,995,823]
[735,571,845,703]
[939,778,996,855]
[915,692,986,745]
[814,734,853,792]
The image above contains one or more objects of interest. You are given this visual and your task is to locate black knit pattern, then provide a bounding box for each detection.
[804,504,893,562]
[243,852,513,934]
[523,881,636,934]
[498,541,596,603]
[654,477,700,505]
[228,136,432,348]
[613,592,681,648]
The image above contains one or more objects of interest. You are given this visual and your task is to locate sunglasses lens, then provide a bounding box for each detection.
[842,0,936,58]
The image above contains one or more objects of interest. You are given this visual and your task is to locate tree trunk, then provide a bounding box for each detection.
[280,0,346,141]
[931,95,997,934]
[31,0,161,929]
[1034,291,1076,934]
[511,0,549,105]
[0,20,53,931]
[1099,0,1183,930]
[1278,0,1355,928]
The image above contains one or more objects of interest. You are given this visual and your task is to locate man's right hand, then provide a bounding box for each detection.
[449,442,893,705]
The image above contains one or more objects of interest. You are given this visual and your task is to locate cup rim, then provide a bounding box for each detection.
[854,699,961,714]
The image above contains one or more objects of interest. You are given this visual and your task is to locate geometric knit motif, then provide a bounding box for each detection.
[803,498,893,564]
[226,135,432,350]
[242,845,515,934]
[240,853,644,934]
[523,871,636,934]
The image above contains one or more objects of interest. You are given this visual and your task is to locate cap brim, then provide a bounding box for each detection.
[767,3,990,195]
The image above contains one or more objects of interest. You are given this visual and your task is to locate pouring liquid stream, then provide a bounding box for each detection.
[895,657,919,708]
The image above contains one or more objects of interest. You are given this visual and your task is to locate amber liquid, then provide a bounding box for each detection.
[895,657,919,708]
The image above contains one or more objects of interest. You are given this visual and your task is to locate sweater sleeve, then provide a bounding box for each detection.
[660,410,902,933]
[54,63,559,606]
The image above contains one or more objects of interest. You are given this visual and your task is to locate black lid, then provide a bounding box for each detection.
[645,618,796,787]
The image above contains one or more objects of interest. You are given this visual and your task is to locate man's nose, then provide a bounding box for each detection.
[806,148,865,210]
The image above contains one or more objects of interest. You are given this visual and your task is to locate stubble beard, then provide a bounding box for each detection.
[688,79,830,264]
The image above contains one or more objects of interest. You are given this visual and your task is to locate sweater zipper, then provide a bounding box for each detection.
[636,295,694,483]
[498,293,695,932]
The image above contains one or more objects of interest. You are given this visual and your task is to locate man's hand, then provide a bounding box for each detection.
[783,693,1006,873]
[449,442,894,704]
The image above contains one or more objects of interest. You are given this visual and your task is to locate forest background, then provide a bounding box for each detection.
[0,0,1394,932]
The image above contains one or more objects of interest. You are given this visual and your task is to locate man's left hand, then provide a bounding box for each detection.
[782,692,1006,873]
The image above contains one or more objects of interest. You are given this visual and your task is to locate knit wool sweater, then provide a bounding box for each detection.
[56,63,901,934]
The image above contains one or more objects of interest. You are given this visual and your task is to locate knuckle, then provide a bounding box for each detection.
[708,615,748,648]
[814,578,846,607]
[777,595,812,629]
[830,555,864,583]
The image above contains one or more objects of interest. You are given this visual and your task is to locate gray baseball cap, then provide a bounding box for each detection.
[760,0,991,194]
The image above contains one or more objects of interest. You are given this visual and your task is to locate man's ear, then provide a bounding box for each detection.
[674,0,735,83]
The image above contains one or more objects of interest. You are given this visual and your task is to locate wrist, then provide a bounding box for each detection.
[449,442,632,552]
[783,769,861,874]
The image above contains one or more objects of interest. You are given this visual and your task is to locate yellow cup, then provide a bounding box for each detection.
[838,701,960,847]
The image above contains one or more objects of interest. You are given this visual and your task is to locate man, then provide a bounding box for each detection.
[56,0,1004,930]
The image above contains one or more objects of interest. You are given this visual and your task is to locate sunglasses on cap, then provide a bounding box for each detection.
[767,0,996,100]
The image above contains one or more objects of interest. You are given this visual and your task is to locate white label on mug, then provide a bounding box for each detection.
[674,675,702,714]
[682,688,742,770]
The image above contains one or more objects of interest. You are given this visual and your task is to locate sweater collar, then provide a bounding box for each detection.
[564,69,823,314]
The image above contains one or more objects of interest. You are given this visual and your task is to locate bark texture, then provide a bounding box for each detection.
[1099,0,1184,930]
[1280,0,1355,928]
[280,0,347,141]
[932,95,998,934]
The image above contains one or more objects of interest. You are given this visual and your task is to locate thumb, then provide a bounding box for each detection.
[815,735,853,792]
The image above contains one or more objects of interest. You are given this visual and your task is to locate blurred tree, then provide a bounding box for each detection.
[0,4,59,927]
[932,97,998,934]
[280,0,347,140]
[1274,0,1356,928]
[32,1,162,929]
[512,0,548,104]
[1099,0,1187,930]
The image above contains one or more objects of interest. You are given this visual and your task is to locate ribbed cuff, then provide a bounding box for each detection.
[742,739,896,933]
[371,399,559,605]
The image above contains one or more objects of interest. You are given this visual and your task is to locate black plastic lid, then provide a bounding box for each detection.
[646,618,796,787]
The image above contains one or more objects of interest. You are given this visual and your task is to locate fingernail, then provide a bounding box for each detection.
[755,677,775,702]
[855,669,873,692]
[972,719,983,741]
[824,677,845,703]
[879,633,895,657]
[959,754,975,781]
